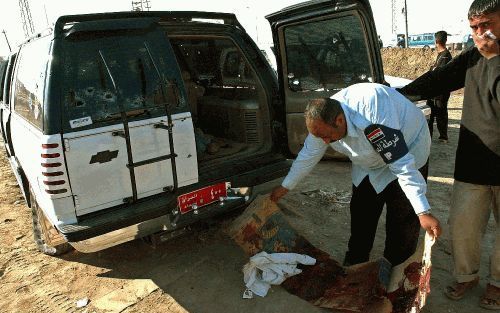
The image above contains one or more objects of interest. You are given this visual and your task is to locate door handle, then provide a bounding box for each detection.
[153,123,172,131]
[112,130,126,138]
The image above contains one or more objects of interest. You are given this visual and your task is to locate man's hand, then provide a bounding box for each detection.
[270,186,289,202]
[418,213,442,239]
[473,31,500,59]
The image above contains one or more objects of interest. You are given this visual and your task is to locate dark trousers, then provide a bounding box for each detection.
[427,100,448,140]
[344,163,428,266]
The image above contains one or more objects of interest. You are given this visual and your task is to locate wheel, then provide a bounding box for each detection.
[423,45,430,49]
[30,189,72,256]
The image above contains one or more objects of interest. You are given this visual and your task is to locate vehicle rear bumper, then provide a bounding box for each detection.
[59,158,291,248]
[69,195,248,252]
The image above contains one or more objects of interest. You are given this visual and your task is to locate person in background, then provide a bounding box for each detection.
[397,34,406,48]
[378,35,384,49]
[427,30,453,143]
[399,0,499,309]
[270,83,442,268]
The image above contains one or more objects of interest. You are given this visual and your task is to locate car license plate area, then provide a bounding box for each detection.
[177,182,228,214]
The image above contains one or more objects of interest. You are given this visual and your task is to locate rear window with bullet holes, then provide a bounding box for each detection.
[60,31,182,132]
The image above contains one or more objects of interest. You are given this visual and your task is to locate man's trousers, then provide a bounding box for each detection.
[344,163,428,266]
[449,180,500,287]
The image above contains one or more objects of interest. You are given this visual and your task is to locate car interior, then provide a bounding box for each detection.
[169,36,270,162]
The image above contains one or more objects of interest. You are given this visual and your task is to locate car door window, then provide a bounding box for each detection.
[3,54,17,108]
[283,13,372,92]
[169,37,259,99]
[13,37,50,129]
[0,60,8,103]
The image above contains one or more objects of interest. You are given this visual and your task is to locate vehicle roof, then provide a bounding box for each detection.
[54,11,244,36]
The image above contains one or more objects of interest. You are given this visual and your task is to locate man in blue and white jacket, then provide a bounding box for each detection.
[271,83,442,266]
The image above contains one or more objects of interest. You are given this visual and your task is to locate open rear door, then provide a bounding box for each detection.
[266,0,385,155]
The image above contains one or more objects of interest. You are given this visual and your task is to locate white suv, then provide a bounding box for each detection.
[0,1,418,255]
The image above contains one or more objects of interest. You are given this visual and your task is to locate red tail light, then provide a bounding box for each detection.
[43,180,65,186]
[42,171,63,177]
[42,143,59,149]
[41,153,60,158]
[45,189,68,195]
[41,142,67,195]
[41,162,62,168]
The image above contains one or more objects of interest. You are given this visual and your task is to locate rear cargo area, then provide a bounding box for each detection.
[169,36,271,162]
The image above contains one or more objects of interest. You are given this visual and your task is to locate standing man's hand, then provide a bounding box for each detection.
[473,31,500,59]
[418,213,442,239]
[270,186,289,202]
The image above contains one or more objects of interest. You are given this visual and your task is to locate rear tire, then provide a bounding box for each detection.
[30,190,72,256]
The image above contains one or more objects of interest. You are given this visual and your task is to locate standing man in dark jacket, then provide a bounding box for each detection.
[400,0,499,310]
[427,31,453,143]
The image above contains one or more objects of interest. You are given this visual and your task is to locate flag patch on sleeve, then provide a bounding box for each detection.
[366,127,385,143]
[364,124,409,163]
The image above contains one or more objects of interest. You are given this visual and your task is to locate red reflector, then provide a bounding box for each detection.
[41,153,60,158]
[42,143,59,149]
[43,180,65,185]
[42,171,64,177]
[41,162,62,168]
[45,189,67,194]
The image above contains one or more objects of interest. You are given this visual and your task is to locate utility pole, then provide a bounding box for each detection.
[2,30,12,52]
[131,0,151,11]
[19,0,35,38]
[404,0,409,48]
[391,0,397,34]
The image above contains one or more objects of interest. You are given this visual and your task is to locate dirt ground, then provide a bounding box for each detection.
[381,48,461,80]
[0,50,496,313]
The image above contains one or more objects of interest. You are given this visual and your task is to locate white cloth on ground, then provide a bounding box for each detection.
[242,251,316,297]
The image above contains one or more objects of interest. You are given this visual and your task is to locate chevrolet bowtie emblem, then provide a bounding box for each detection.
[90,150,119,164]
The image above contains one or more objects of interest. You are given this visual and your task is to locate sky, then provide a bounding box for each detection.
[0,0,473,56]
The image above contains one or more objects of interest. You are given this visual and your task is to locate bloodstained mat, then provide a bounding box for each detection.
[228,195,433,313]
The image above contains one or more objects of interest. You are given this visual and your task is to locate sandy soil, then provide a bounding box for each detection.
[0,50,496,313]
[381,48,461,80]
